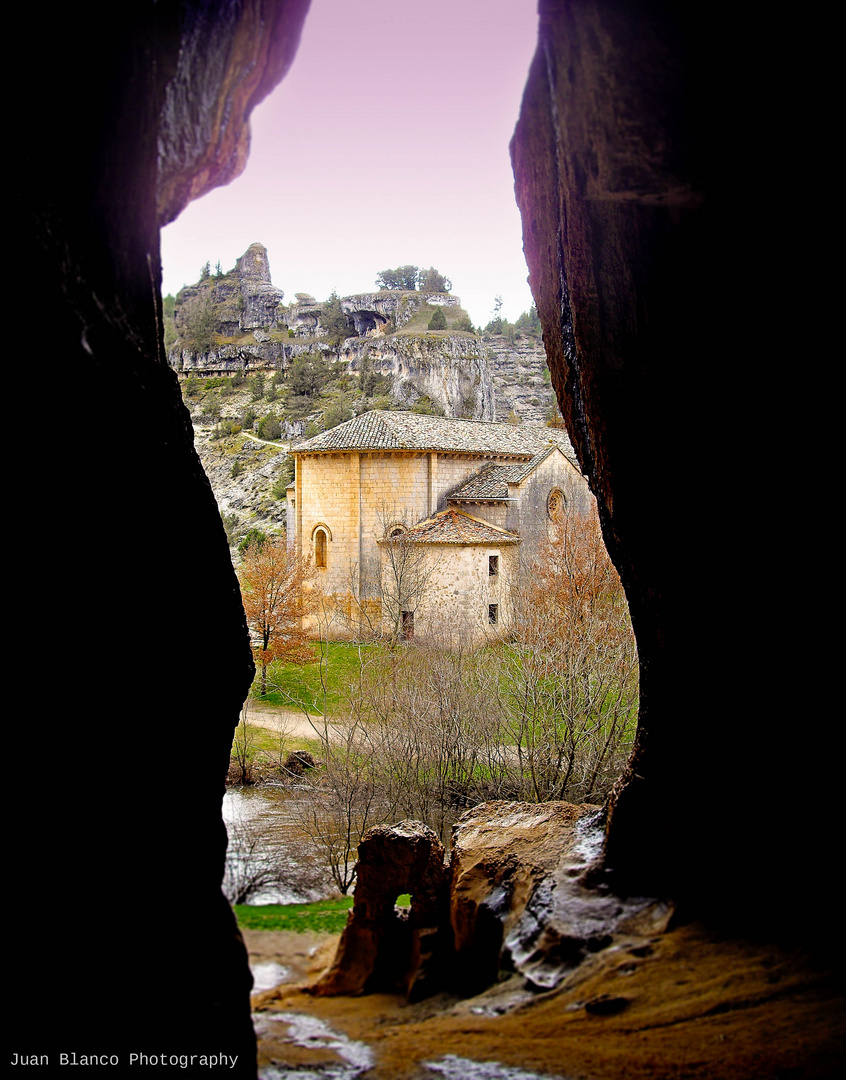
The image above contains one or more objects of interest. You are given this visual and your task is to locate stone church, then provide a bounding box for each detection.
[288,410,590,641]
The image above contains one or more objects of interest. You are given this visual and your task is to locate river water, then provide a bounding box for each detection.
[223,785,330,905]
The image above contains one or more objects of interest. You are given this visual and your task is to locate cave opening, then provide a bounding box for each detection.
[17,0,841,1072]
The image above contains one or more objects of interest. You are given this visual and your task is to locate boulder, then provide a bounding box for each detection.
[449,800,601,993]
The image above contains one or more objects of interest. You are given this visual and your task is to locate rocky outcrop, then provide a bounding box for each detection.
[315,821,449,1000]
[19,1,310,1070]
[341,291,461,334]
[449,801,600,993]
[237,243,287,330]
[508,2,839,936]
[172,242,291,372]
[317,803,671,1002]
[172,255,496,419]
[285,295,330,338]
[340,332,494,419]
[157,0,311,227]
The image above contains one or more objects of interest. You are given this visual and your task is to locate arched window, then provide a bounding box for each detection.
[547,488,566,522]
[313,527,328,568]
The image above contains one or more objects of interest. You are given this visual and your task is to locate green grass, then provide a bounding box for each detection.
[251,641,382,715]
[233,894,411,933]
[395,302,474,336]
[234,897,353,932]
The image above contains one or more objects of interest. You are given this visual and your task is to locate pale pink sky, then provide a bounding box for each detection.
[161,0,540,328]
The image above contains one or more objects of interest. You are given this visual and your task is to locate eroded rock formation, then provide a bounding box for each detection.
[450,801,601,993]
[340,332,493,419]
[171,255,494,418]
[174,242,289,371]
[484,333,555,423]
[315,821,449,1000]
[341,291,462,333]
[317,803,672,1002]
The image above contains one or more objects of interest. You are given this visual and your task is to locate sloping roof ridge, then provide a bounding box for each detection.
[440,508,516,535]
[393,507,520,544]
[293,408,581,460]
[449,448,569,502]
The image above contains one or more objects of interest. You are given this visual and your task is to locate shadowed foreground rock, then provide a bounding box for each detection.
[509,0,839,936]
[315,821,449,1000]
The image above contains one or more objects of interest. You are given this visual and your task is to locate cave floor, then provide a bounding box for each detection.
[246,923,845,1079]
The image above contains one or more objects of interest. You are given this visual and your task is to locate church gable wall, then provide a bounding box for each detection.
[435,454,528,513]
[358,452,430,533]
[506,450,589,566]
[460,503,510,531]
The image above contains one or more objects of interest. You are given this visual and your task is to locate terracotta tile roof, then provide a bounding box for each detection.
[448,447,563,501]
[293,410,579,463]
[379,509,521,546]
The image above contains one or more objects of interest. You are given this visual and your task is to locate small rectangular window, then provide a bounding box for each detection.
[488,604,498,625]
[489,555,499,576]
[402,611,414,641]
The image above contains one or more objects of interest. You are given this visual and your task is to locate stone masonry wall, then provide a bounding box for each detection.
[413,543,520,642]
[296,451,543,603]
[504,451,591,567]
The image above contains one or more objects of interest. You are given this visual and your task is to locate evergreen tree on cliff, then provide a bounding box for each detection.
[420,266,452,293]
[427,306,447,330]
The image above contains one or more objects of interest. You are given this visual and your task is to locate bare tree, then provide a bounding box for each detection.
[231,701,257,785]
[342,504,441,646]
[280,502,636,881]
[291,711,390,894]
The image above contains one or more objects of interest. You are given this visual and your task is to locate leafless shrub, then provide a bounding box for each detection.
[281,500,637,884]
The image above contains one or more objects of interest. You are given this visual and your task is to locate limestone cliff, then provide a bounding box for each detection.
[171,242,290,372]
[340,331,492,420]
[340,290,462,333]
[484,332,555,424]
[169,246,498,421]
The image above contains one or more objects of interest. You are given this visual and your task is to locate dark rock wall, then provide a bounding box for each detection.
[16,1,309,1069]
[512,1,829,935]
[512,5,693,909]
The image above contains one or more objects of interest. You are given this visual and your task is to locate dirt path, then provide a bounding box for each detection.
[243,701,344,743]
